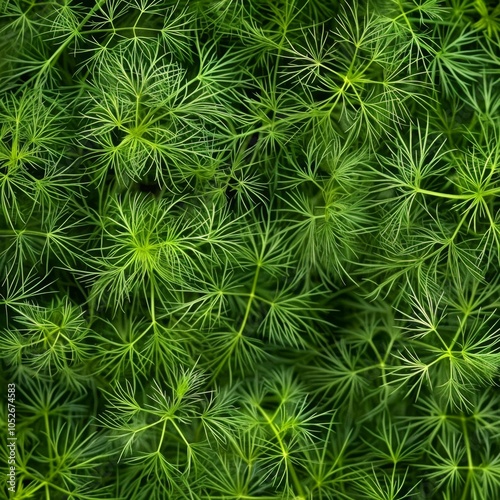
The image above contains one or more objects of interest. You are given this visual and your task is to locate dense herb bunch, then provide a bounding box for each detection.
[1,0,500,498]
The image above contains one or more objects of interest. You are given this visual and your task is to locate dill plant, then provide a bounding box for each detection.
[1,0,500,498]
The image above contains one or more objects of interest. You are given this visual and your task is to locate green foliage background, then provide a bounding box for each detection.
[1,0,500,498]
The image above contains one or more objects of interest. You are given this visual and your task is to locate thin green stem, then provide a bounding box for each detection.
[257,405,305,498]
[238,263,261,339]
[44,412,54,476]
[34,0,108,86]
[208,263,262,383]
[416,186,500,200]
[460,416,473,500]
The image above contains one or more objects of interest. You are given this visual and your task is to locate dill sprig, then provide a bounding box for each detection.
[1,0,500,498]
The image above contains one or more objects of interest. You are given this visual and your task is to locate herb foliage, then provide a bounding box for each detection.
[1,0,500,498]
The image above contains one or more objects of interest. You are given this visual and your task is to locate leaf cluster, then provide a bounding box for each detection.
[1,0,500,499]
